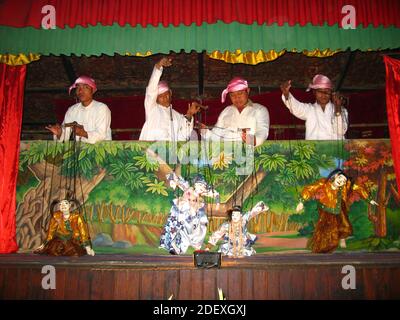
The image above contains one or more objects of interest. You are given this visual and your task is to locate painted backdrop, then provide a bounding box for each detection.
[16,139,400,254]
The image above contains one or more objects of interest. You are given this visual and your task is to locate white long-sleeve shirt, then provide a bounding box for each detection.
[58,100,112,144]
[139,66,193,141]
[202,100,270,146]
[282,93,348,140]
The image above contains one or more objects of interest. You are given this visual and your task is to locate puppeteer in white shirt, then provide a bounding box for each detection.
[139,57,202,142]
[60,100,112,143]
[281,74,348,140]
[202,77,270,147]
[46,76,112,144]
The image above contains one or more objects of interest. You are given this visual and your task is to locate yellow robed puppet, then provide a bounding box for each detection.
[35,199,95,256]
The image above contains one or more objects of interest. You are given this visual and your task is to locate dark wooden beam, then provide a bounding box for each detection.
[61,55,76,84]
[198,51,204,98]
[335,48,355,92]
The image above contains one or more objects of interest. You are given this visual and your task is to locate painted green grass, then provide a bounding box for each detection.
[93,245,203,255]
[339,237,400,252]
[265,233,303,239]
[93,245,169,255]
[255,246,309,253]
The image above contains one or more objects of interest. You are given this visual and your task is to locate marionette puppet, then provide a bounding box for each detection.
[205,201,269,258]
[159,172,220,255]
[296,169,378,253]
[34,199,95,256]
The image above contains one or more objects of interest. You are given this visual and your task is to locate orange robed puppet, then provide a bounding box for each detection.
[296,169,378,253]
[35,199,95,256]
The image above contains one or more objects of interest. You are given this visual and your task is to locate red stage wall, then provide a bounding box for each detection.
[54,89,387,140]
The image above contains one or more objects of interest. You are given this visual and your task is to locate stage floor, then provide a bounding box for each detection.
[1,251,400,269]
[1,252,400,299]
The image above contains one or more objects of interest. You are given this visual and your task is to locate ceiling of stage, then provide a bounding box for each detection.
[24,50,398,97]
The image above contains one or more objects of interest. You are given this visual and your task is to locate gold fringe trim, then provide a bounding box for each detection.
[208,48,342,64]
[125,51,153,57]
[296,48,342,57]
[207,49,286,65]
[0,49,341,66]
[0,53,41,66]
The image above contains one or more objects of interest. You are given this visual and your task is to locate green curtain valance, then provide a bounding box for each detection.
[1,22,399,57]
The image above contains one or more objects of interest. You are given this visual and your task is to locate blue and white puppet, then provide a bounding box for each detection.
[159,172,220,255]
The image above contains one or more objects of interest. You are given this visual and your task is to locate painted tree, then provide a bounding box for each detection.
[251,141,341,235]
[16,141,173,250]
[254,141,336,213]
[17,141,109,249]
[344,140,399,237]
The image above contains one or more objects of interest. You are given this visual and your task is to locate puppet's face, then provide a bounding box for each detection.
[187,193,199,215]
[59,200,71,213]
[231,210,242,223]
[333,174,347,188]
[194,182,207,195]
[188,194,198,205]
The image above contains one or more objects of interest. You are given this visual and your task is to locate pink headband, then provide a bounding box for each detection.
[306,74,333,92]
[158,81,170,95]
[221,77,249,103]
[69,76,97,94]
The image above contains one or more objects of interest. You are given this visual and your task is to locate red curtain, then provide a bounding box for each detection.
[0,63,26,253]
[0,0,399,28]
[384,56,400,194]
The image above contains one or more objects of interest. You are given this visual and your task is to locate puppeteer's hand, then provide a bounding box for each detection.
[197,122,208,130]
[370,200,379,206]
[74,125,88,138]
[280,80,292,100]
[156,57,173,69]
[85,246,95,256]
[241,131,256,146]
[186,102,202,119]
[45,124,62,138]
[332,92,344,115]
[296,202,304,213]
[204,243,213,251]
